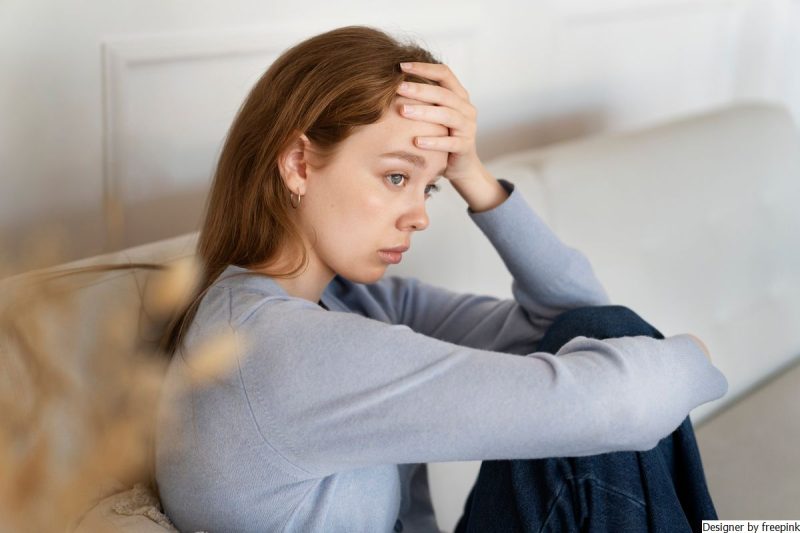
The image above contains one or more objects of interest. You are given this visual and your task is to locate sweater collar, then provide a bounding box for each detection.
[215,264,342,311]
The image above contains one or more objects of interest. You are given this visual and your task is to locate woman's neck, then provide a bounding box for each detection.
[255,248,334,304]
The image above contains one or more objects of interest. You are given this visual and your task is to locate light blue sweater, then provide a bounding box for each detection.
[155,179,728,533]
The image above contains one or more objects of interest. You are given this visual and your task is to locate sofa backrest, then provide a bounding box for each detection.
[399,101,800,424]
[1,232,199,361]
[4,102,797,429]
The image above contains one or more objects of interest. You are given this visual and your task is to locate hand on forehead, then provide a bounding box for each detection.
[390,95,450,136]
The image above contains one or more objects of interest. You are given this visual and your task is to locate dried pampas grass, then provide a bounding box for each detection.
[0,235,239,533]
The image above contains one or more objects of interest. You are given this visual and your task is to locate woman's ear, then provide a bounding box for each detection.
[277,132,312,195]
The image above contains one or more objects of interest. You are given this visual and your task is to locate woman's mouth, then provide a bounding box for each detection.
[378,250,403,264]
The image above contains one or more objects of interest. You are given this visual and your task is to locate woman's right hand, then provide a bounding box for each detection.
[686,333,712,362]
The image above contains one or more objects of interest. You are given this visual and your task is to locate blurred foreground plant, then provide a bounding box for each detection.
[0,239,239,533]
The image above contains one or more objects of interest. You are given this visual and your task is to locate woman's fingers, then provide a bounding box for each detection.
[687,333,712,362]
[400,62,470,101]
[397,62,487,184]
[396,63,477,142]
[399,103,475,136]
[396,81,476,118]
[412,135,470,152]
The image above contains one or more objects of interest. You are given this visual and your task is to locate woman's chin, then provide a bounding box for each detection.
[339,265,387,285]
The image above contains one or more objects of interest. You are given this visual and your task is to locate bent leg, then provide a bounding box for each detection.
[453,305,717,533]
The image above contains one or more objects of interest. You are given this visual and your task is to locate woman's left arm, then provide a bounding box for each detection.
[343,177,611,354]
[372,62,610,352]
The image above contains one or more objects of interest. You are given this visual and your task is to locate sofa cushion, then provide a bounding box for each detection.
[71,482,181,533]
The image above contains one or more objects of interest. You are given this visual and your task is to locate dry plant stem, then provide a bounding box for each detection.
[0,244,235,531]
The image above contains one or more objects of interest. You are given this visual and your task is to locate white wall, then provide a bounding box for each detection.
[3,1,800,529]
[2,0,799,275]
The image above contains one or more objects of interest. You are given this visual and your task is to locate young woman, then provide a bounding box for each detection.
[154,25,728,532]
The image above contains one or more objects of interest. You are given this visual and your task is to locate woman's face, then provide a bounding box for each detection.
[299,95,449,285]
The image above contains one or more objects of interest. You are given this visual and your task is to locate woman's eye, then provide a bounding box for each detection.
[385,173,440,199]
[386,173,407,187]
[424,183,441,198]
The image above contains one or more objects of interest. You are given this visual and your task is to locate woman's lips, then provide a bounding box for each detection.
[378,250,403,264]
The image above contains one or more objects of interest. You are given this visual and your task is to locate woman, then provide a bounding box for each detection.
[154,25,728,532]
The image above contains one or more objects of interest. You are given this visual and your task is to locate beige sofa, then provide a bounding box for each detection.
[4,101,798,531]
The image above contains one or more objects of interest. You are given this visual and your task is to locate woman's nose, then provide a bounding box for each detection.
[400,199,429,232]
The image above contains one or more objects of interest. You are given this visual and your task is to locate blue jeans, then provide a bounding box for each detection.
[453,305,718,533]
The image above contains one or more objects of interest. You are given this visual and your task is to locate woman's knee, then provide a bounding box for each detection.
[553,305,650,331]
[538,305,665,354]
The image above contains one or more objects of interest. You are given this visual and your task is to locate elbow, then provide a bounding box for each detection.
[624,357,730,451]
[623,393,699,452]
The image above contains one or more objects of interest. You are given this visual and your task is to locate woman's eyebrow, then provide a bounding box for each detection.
[379,151,448,176]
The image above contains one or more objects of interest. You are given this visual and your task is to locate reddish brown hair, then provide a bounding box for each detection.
[161,25,441,357]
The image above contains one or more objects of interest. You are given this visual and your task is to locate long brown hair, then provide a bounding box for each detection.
[161,25,442,358]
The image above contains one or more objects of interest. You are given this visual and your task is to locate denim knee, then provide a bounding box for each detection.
[537,305,665,355]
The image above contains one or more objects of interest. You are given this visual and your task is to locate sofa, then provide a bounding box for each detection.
[4,101,798,531]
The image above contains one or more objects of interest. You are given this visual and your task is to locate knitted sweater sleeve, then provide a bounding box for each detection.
[231,179,728,479]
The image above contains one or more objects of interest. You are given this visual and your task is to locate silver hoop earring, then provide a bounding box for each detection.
[289,190,303,209]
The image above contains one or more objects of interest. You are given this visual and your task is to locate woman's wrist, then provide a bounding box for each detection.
[451,165,509,213]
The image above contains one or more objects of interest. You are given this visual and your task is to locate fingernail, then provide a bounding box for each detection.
[403,104,415,114]
[399,82,409,91]
[400,62,413,70]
